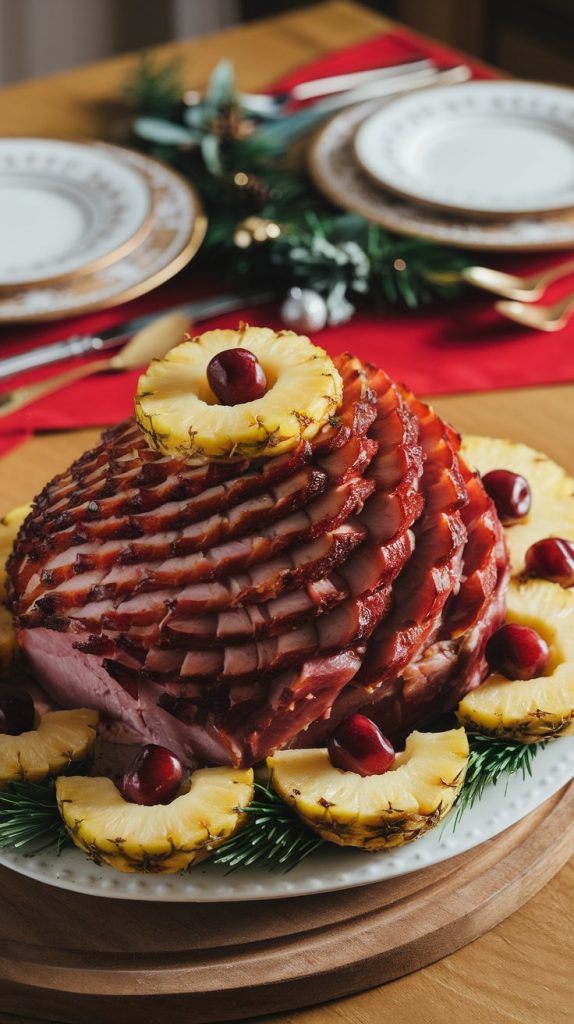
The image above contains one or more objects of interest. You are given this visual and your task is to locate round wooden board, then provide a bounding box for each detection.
[0,782,572,1024]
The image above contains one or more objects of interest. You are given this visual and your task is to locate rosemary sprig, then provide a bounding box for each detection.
[0,779,70,854]
[212,782,325,872]
[450,731,544,830]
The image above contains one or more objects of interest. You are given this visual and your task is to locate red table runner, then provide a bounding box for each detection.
[0,28,573,459]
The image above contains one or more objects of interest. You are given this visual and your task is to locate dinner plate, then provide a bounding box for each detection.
[0,138,152,288]
[310,98,574,251]
[0,145,207,322]
[0,737,572,902]
[353,81,574,218]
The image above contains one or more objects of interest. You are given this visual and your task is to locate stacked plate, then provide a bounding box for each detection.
[0,138,207,322]
[309,80,574,251]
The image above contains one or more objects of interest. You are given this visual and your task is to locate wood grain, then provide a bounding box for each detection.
[0,3,572,1023]
[0,784,572,1024]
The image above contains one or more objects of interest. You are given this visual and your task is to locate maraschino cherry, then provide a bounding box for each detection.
[482,469,531,524]
[485,623,549,680]
[0,686,35,736]
[524,537,574,588]
[121,744,184,806]
[327,714,395,777]
[207,348,267,406]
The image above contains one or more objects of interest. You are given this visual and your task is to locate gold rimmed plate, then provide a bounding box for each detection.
[0,139,154,290]
[0,144,207,323]
[309,98,574,252]
[352,81,574,220]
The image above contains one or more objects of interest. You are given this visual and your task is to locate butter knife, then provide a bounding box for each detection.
[0,292,274,381]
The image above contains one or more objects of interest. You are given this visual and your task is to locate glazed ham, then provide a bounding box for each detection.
[9,353,508,766]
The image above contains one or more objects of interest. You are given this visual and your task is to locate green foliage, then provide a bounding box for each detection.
[0,778,70,854]
[123,56,473,319]
[212,782,325,872]
[450,731,544,830]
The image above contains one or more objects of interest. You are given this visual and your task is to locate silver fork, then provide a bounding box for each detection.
[236,58,436,117]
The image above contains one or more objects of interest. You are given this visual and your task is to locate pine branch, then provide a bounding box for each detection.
[212,782,325,872]
[0,779,70,854]
[451,731,544,830]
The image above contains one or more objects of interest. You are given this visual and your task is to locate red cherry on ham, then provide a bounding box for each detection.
[207,348,267,406]
[327,713,395,777]
[485,623,549,680]
[121,744,184,806]
[482,469,531,524]
[0,686,35,736]
[524,537,574,588]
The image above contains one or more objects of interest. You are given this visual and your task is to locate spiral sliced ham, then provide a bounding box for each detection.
[9,353,508,767]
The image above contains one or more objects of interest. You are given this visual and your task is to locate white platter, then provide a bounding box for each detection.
[310,97,574,251]
[0,736,572,903]
[353,81,574,218]
[0,138,152,287]
[0,144,207,322]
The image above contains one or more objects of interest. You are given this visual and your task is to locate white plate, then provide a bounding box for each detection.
[0,737,572,903]
[0,145,207,322]
[0,138,152,287]
[310,98,574,251]
[353,81,574,218]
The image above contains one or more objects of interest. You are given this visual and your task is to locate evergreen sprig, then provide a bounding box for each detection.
[0,779,70,854]
[451,731,545,830]
[121,56,472,319]
[212,782,325,872]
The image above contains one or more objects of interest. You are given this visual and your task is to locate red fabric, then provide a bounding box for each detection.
[0,28,573,459]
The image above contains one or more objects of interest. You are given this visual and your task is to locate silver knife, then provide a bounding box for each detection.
[0,292,274,381]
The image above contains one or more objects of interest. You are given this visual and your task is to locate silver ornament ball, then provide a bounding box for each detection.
[280,287,328,334]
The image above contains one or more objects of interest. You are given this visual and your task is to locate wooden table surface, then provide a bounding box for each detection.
[0,3,571,1023]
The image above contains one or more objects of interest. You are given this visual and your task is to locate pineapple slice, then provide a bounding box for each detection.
[0,605,17,670]
[461,436,574,575]
[0,709,99,788]
[57,766,254,873]
[0,503,32,666]
[135,325,343,461]
[268,729,468,850]
[458,579,574,742]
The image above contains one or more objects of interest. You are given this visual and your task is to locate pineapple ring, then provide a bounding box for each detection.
[0,503,31,601]
[56,766,254,873]
[268,729,468,851]
[460,435,574,575]
[0,503,32,668]
[0,709,99,788]
[135,325,343,461]
[458,579,574,743]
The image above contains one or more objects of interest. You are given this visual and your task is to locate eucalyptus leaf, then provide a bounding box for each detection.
[134,117,196,147]
[201,134,224,176]
[206,59,237,108]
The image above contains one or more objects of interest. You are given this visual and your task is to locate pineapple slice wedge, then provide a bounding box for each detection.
[0,709,99,788]
[0,503,32,667]
[460,436,574,575]
[0,605,17,671]
[135,325,343,461]
[56,766,254,873]
[458,579,574,742]
[268,729,468,851]
[0,503,31,601]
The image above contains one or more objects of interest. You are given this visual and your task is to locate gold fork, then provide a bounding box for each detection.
[463,257,574,302]
[496,293,574,332]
